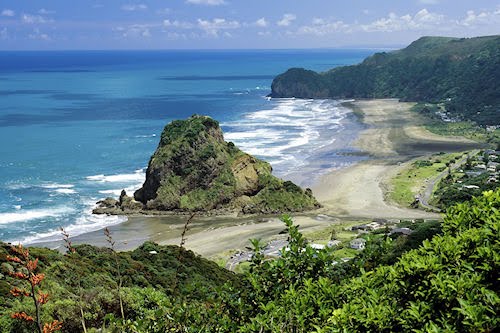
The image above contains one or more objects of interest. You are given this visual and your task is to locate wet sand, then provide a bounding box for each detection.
[311,99,479,218]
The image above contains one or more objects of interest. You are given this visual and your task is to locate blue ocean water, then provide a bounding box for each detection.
[0,49,374,244]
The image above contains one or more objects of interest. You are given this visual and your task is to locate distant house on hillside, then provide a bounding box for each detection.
[463,185,480,189]
[350,238,366,250]
[390,227,413,236]
[327,240,342,247]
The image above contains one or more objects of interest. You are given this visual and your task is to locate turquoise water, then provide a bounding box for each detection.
[0,49,374,244]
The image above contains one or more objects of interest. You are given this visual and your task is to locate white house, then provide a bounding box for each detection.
[350,238,366,250]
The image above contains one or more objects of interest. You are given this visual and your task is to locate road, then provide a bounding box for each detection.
[418,150,479,212]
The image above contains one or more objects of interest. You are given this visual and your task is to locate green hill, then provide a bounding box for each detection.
[94,115,319,215]
[271,35,500,125]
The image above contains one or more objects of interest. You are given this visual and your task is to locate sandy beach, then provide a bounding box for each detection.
[32,99,480,258]
[311,99,478,219]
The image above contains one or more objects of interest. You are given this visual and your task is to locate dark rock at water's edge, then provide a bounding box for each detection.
[93,115,320,216]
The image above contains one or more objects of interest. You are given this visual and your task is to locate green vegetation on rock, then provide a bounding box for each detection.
[271,35,500,125]
[132,115,320,214]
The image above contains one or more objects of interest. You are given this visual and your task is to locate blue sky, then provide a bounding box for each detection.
[0,0,499,50]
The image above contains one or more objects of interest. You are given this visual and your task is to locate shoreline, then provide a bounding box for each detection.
[27,99,481,258]
[311,99,479,218]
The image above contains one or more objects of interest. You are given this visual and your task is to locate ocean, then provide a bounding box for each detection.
[0,49,374,244]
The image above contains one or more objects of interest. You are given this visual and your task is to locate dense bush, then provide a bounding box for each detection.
[1,190,499,332]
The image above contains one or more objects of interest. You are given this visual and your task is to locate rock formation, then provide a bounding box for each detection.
[94,115,320,215]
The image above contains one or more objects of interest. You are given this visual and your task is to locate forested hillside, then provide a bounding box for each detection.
[271,36,500,125]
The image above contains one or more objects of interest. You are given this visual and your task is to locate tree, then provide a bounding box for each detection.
[7,244,62,333]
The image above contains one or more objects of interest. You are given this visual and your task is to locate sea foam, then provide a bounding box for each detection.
[0,206,75,224]
[86,169,145,183]
[222,99,349,178]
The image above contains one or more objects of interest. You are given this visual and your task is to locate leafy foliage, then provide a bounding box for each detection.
[1,190,499,332]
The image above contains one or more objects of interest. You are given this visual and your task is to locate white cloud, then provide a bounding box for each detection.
[163,19,194,29]
[28,28,50,41]
[254,18,268,27]
[114,24,152,38]
[22,14,54,24]
[186,0,226,5]
[38,8,55,15]
[361,9,444,32]
[1,9,14,17]
[298,18,349,36]
[121,4,148,11]
[277,13,296,27]
[258,31,271,37]
[460,9,500,26]
[197,18,240,36]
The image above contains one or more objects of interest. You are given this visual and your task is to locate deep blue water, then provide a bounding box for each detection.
[0,49,374,244]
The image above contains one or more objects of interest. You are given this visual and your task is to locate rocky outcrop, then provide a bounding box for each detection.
[94,115,320,215]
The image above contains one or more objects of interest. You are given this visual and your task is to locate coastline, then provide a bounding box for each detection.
[311,99,479,218]
[28,99,481,258]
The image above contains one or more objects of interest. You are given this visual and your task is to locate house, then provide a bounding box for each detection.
[350,238,367,250]
[310,244,325,250]
[487,161,499,170]
[488,176,498,183]
[351,224,368,231]
[463,185,480,189]
[390,227,413,236]
[366,222,384,230]
[327,240,342,247]
[465,171,484,177]
[474,164,487,170]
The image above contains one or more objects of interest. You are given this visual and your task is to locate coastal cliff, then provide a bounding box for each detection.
[94,115,319,215]
[270,35,500,125]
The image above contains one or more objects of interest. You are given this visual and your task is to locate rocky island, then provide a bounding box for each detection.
[94,115,320,215]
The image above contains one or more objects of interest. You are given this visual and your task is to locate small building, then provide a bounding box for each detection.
[474,164,487,170]
[350,238,367,250]
[487,177,498,183]
[465,171,484,177]
[310,244,325,250]
[487,161,499,169]
[351,224,368,231]
[327,240,342,247]
[366,222,384,230]
[463,185,480,190]
[390,227,414,236]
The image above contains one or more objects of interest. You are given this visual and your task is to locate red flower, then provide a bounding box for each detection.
[43,320,63,333]
[26,258,38,272]
[10,287,30,297]
[6,255,22,263]
[11,312,34,322]
[30,273,45,286]
[38,291,50,304]
[10,271,27,280]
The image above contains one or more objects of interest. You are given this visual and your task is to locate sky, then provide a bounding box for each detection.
[0,0,499,50]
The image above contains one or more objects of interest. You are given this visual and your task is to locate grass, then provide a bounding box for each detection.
[302,220,367,243]
[425,120,493,142]
[411,103,500,146]
[388,152,464,207]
